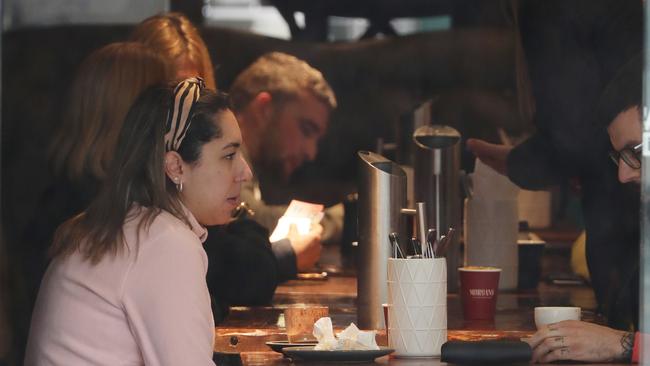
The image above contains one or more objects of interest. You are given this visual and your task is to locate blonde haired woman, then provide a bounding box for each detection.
[51,42,170,180]
[131,12,217,90]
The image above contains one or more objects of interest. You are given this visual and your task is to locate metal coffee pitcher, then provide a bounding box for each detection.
[412,125,462,292]
[357,151,407,330]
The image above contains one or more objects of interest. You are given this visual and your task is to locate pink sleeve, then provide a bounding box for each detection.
[121,226,215,366]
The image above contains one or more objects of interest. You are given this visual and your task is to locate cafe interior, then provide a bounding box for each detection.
[0,0,647,365]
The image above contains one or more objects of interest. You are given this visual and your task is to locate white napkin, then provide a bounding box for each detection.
[336,323,379,350]
[312,317,379,351]
[313,317,338,350]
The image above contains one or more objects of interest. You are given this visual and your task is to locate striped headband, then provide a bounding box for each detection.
[164,77,205,152]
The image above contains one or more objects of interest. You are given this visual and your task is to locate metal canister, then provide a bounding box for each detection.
[413,125,462,292]
[357,151,407,329]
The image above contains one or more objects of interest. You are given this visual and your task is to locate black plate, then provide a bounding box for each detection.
[265,340,318,353]
[282,346,394,362]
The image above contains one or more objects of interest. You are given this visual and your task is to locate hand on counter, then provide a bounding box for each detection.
[466,138,512,176]
[287,223,323,272]
[524,320,633,363]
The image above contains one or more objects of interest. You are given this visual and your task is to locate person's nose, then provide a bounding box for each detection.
[304,139,318,162]
[236,155,253,182]
[618,162,641,184]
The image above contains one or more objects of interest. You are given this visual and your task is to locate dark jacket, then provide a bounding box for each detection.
[205,220,281,323]
[508,0,642,329]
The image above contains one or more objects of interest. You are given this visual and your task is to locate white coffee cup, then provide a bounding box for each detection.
[534,307,581,328]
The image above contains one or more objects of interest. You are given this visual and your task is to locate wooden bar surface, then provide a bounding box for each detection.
[214,273,618,365]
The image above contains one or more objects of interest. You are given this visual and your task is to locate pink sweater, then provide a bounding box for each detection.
[25,207,215,365]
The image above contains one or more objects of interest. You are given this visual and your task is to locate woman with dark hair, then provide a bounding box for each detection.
[25,78,251,365]
[130,13,312,316]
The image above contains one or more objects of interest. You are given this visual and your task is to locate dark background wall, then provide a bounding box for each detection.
[2,21,521,243]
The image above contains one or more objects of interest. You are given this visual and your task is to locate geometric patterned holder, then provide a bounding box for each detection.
[387,258,447,357]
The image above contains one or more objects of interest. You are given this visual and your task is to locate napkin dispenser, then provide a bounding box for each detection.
[464,159,519,290]
[357,151,407,330]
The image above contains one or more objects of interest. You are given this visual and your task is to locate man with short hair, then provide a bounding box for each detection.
[204,53,342,320]
[230,52,342,274]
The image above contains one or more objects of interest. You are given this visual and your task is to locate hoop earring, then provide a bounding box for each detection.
[174,177,183,193]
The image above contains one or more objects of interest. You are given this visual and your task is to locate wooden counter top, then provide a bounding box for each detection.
[214,274,610,365]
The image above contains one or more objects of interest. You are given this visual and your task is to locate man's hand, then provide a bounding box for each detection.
[286,223,323,272]
[466,138,512,176]
[524,320,632,363]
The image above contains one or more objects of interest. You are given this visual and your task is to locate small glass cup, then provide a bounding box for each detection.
[284,305,329,343]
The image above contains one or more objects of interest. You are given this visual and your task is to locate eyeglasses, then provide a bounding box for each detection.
[609,143,642,169]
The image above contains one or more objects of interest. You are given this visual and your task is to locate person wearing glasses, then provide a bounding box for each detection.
[526,103,642,364]
[467,0,642,342]
[522,53,643,363]
[609,134,642,184]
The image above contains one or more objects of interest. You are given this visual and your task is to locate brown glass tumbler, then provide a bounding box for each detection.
[284,305,329,342]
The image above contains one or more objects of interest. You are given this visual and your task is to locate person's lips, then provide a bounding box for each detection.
[226,195,240,207]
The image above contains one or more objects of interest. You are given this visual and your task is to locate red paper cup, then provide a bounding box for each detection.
[459,267,501,320]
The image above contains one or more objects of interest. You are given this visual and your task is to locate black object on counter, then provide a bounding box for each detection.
[441,340,532,364]
[518,242,545,290]
[340,193,358,266]
[213,352,242,366]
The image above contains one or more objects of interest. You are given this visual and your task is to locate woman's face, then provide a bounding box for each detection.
[180,110,252,226]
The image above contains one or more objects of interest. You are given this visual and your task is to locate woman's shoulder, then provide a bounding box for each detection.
[119,209,211,314]
[120,208,209,284]
[125,207,205,254]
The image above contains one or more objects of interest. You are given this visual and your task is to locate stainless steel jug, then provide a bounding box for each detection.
[357,151,407,330]
[413,125,462,292]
